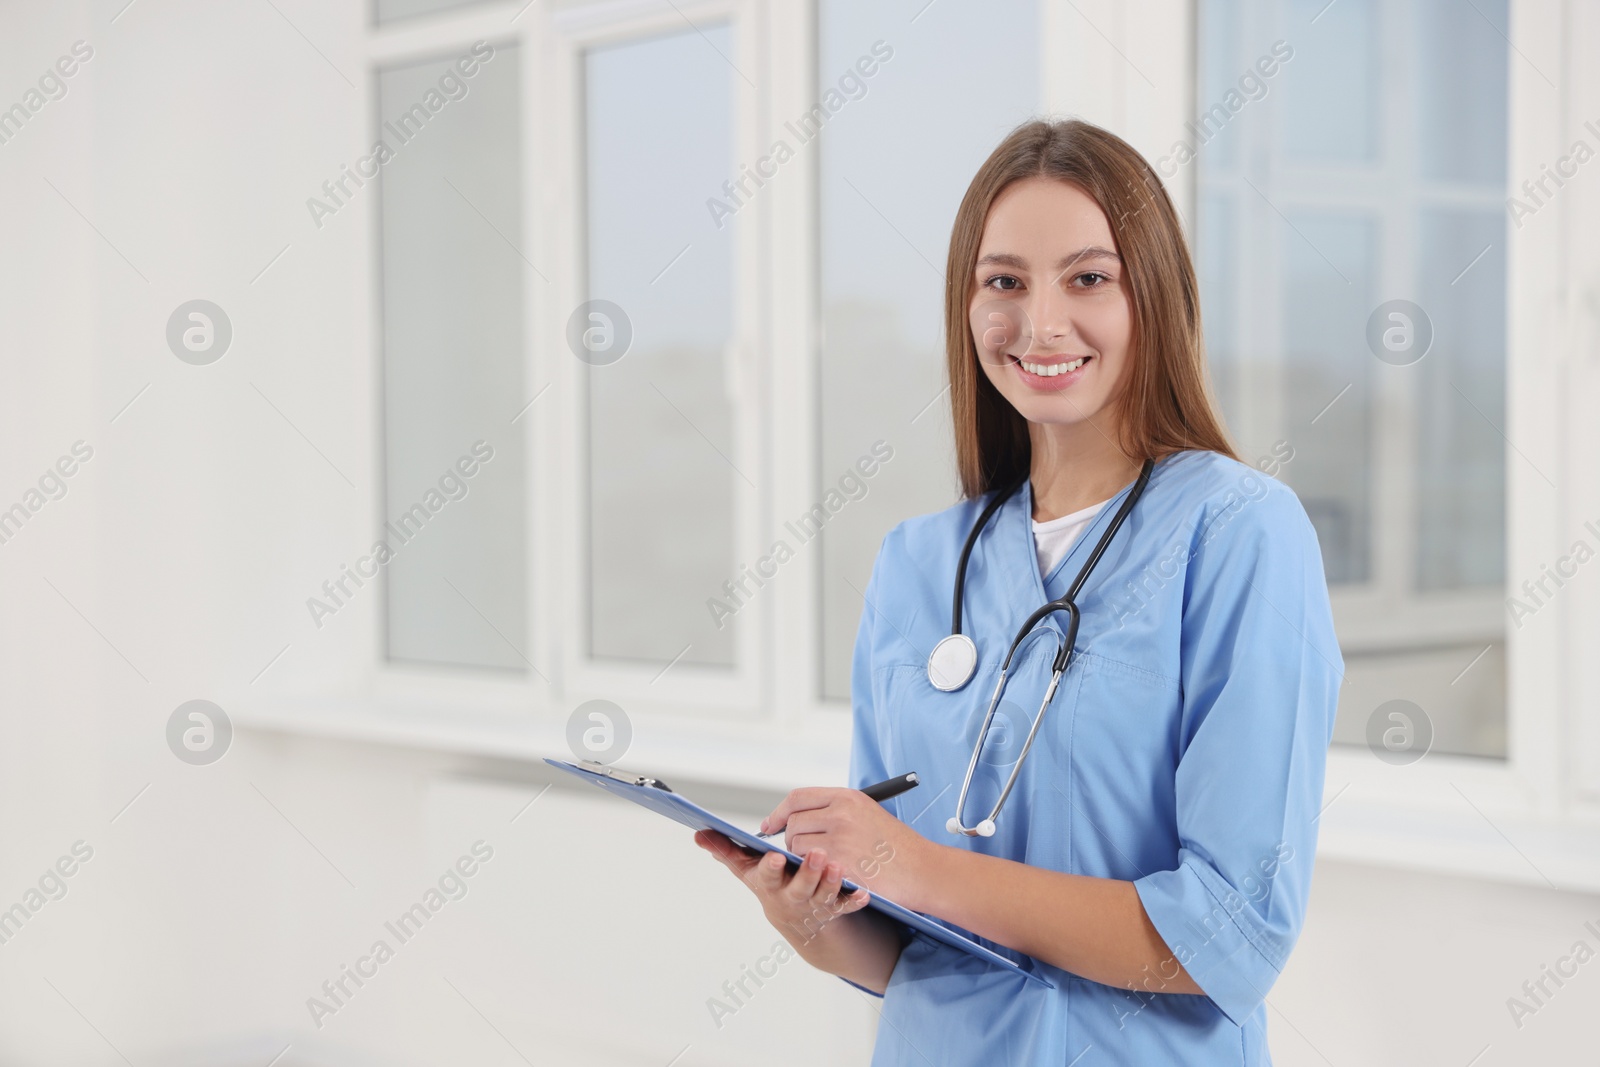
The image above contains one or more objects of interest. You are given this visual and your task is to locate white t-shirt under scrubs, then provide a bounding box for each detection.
[1031,498,1109,578]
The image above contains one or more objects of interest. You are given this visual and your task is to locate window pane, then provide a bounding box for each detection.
[1415,0,1509,184]
[1415,207,1506,590]
[378,45,528,670]
[1196,0,1509,757]
[1194,0,1243,171]
[584,27,736,667]
[1280,0,1378,164]
[817,0,1039,701]
[1280,211,1376,585]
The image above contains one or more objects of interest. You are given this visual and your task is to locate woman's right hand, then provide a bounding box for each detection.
[694,830,872,947]
[694,829,904,992]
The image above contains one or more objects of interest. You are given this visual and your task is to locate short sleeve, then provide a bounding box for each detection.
[1132,485,1343,1026]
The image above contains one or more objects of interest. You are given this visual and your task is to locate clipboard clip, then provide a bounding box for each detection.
[578,760,673,792]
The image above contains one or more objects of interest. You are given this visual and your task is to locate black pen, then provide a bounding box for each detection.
[756,772,920,838]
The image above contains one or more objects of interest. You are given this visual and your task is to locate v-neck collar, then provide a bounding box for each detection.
[1012,465,1148,608]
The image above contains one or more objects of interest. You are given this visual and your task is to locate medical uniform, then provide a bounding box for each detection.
[850,449,1342,1065]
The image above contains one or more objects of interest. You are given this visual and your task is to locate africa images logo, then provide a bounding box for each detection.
[166,300,233,365]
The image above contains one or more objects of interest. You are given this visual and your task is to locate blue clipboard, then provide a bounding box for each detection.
[544,757,1052,989]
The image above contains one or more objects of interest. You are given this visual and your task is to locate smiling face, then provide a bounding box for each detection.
[968,177,1134,438]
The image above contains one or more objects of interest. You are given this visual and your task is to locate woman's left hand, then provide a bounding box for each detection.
[760,788,931,907]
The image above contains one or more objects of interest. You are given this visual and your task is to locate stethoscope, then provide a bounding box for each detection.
[928,458,1155,837]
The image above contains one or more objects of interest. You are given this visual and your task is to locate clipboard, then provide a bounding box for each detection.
[543,757,1052,988]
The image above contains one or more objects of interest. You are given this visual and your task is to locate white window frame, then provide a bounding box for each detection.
[365,3,546,724]
[545,0,765,718]
[238,0,1600,888]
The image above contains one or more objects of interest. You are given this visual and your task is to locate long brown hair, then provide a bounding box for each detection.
[945,119,1237,498]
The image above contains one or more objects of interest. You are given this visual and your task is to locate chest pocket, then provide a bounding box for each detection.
[1044,650,1180,771]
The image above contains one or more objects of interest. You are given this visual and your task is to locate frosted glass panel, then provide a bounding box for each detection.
[379,45,528,670]
[817,0,1039,700]
[584,27,736,667]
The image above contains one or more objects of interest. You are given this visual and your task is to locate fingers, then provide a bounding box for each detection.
[694,828,727,854]
[811,859,844,908]
[713,844,871,940]
[760,787,848,836]
[807,858,872,926]
[786,831,827,857]
[694,829,737,861]
[694,830,760,876]
[835,884,872,913]
[749,849,790,895]
[782,810,828,853]
[782,849,827,903]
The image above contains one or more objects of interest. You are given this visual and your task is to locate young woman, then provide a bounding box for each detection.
[697,119,1341,1065]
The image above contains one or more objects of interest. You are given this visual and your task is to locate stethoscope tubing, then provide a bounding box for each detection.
[944,458,1155,837]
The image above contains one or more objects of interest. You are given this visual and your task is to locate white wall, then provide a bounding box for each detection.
[1,1,1597,1064]
[1277,861,1599,1066]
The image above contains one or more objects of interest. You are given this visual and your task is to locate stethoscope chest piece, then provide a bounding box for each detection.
[927,633,978,692]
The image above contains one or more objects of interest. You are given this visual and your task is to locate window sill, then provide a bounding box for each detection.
[1317,748,1600,894]
[229,692,855,794]
[232,698,1600,894]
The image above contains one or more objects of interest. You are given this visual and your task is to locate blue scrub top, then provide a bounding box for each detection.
[849,449,1342,1066]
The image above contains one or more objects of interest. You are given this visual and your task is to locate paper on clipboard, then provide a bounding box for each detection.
[543,757,1053,989]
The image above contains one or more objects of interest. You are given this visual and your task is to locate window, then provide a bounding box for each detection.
[1195,0,1510,758]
